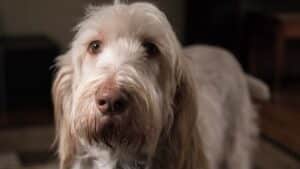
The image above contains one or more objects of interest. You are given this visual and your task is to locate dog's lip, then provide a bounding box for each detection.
[97,114,121,131]
[100,114,110,121]
[100,113,123,121]
[94,115,109,134]
[98,115,112,127]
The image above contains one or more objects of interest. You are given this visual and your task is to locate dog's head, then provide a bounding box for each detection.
[53,2,198,167]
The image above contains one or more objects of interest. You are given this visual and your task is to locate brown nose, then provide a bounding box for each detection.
[96,87,128,115]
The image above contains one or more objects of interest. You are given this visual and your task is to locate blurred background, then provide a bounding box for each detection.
[0,0,299,168]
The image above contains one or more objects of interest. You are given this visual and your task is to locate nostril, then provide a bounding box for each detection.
[112,98,127,113]
[98,99,109,113]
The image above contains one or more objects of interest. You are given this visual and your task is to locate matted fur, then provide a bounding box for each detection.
[52,2,268,169]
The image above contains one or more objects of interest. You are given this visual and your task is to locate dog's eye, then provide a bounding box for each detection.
[88,40,102,55]
[142,41,159,56]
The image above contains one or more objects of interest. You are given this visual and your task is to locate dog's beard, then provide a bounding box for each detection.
[115,158,147,169]
[70,74,162,153]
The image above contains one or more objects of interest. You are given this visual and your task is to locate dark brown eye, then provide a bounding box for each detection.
[142,41,159,56]
[88,40,102,55]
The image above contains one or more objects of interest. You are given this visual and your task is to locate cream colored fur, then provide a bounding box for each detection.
[52,2,269,169]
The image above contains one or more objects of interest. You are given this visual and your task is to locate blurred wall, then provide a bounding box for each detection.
[242,0,300,12]
[0,0,185,50]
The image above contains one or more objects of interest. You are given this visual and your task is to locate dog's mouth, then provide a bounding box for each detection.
[80,108,146,150]
[97,114,125,147]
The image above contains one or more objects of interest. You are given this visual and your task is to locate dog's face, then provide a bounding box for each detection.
[65,3,184,155]
[53,3,198,168]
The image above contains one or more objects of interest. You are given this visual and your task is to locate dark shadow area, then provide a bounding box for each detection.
[0,35,59,127]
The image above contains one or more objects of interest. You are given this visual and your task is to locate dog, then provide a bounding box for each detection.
[52,1,269,169]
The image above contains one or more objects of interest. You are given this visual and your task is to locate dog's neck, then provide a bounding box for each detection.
[72,125,206,169]
[72,143,150,169]
[150,127,207,169]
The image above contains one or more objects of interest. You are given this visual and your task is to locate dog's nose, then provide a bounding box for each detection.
[97,87,128,115]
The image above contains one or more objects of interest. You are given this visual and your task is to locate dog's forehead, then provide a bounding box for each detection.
[78,3,169,42]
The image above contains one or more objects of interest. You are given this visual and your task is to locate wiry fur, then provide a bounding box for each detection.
[52,2,269,169]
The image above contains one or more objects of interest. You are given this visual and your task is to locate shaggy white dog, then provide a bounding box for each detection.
[52,1,269,169]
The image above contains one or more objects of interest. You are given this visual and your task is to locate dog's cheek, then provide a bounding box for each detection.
[157,68,175,135]
[147,88,165,147]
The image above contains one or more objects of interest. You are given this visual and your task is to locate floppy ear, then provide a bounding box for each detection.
[52,52,76,169]
[170,55,208,169]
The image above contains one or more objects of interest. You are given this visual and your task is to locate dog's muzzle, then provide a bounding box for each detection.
[80,78,145,148]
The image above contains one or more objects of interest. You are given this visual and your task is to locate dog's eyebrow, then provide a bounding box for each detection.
[84,32,105,44]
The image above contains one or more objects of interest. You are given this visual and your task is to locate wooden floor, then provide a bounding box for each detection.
[0,126,299,169]
[259,83,300,156]
[255,138,300,169]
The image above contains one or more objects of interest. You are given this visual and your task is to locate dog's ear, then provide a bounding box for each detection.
[52,52,76,169]
[170,55,208,169]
